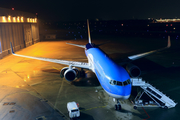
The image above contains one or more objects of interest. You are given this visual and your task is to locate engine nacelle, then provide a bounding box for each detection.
[126,63,141,77]
[60,67,79,81]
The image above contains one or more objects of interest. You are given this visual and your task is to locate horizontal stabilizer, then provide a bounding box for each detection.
[66,43,85,48]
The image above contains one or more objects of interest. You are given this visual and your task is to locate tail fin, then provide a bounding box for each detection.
[87,19,91,43]
[10,42,15,54]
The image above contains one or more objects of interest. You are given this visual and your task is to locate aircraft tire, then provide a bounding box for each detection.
[118,105,121,110]
[133,106,137,109]
[115,105,118,110]
[80,70,85,77]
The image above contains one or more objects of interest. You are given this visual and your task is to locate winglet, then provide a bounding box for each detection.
[87,19,91,43]
[10,42,15,54]
[167,36,171,48]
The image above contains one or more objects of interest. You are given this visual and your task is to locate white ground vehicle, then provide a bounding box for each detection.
[67,101,80,119]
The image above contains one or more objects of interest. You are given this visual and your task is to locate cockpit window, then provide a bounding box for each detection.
[123,81,128,86]
[113,80,117,85]
[127,79,131,84]
[110,79,131,86]
[110,80,117,85]
[117,81,123,86]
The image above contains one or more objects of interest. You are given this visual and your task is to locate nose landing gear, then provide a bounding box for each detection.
[115,99,121,110]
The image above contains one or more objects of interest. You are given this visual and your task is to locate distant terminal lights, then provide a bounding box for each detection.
[155,18,180,23]
[0,16,37,23]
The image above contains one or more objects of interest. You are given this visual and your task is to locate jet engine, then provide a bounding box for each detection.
[60,67,79,81]
[126,63,141,77]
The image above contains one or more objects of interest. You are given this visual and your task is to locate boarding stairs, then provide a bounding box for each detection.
[131,77,177,109]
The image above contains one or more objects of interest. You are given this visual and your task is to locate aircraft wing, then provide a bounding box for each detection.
[128,36,171,61]
[10,43,90,69]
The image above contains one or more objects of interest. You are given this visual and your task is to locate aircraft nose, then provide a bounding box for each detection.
[118,85,131,100]
[122,94,130,100]
[115,93,130,100]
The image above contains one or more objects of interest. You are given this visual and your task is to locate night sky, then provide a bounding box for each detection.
[1,0,180,21]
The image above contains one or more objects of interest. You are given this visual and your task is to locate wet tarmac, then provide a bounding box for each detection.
[0,35,180,120]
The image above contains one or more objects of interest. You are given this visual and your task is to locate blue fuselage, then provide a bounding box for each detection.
[85,43,131,100]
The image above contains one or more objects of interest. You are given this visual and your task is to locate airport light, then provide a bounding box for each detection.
[21,17,24,22]
[96,18,99,21]
[2,16,7,22]
[17,16,20,22]
[27,75,30,79]
[8,16,11,22]
[27,18,30,22]
[13,17,16,22]
[156,18,180,23]
[0,16,37,23]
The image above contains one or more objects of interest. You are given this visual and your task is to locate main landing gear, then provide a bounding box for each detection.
[115,99,121,110]
[80,68,85,77]
[77,68,85,78]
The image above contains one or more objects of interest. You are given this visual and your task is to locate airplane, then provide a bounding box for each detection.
[10,19,171,110]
